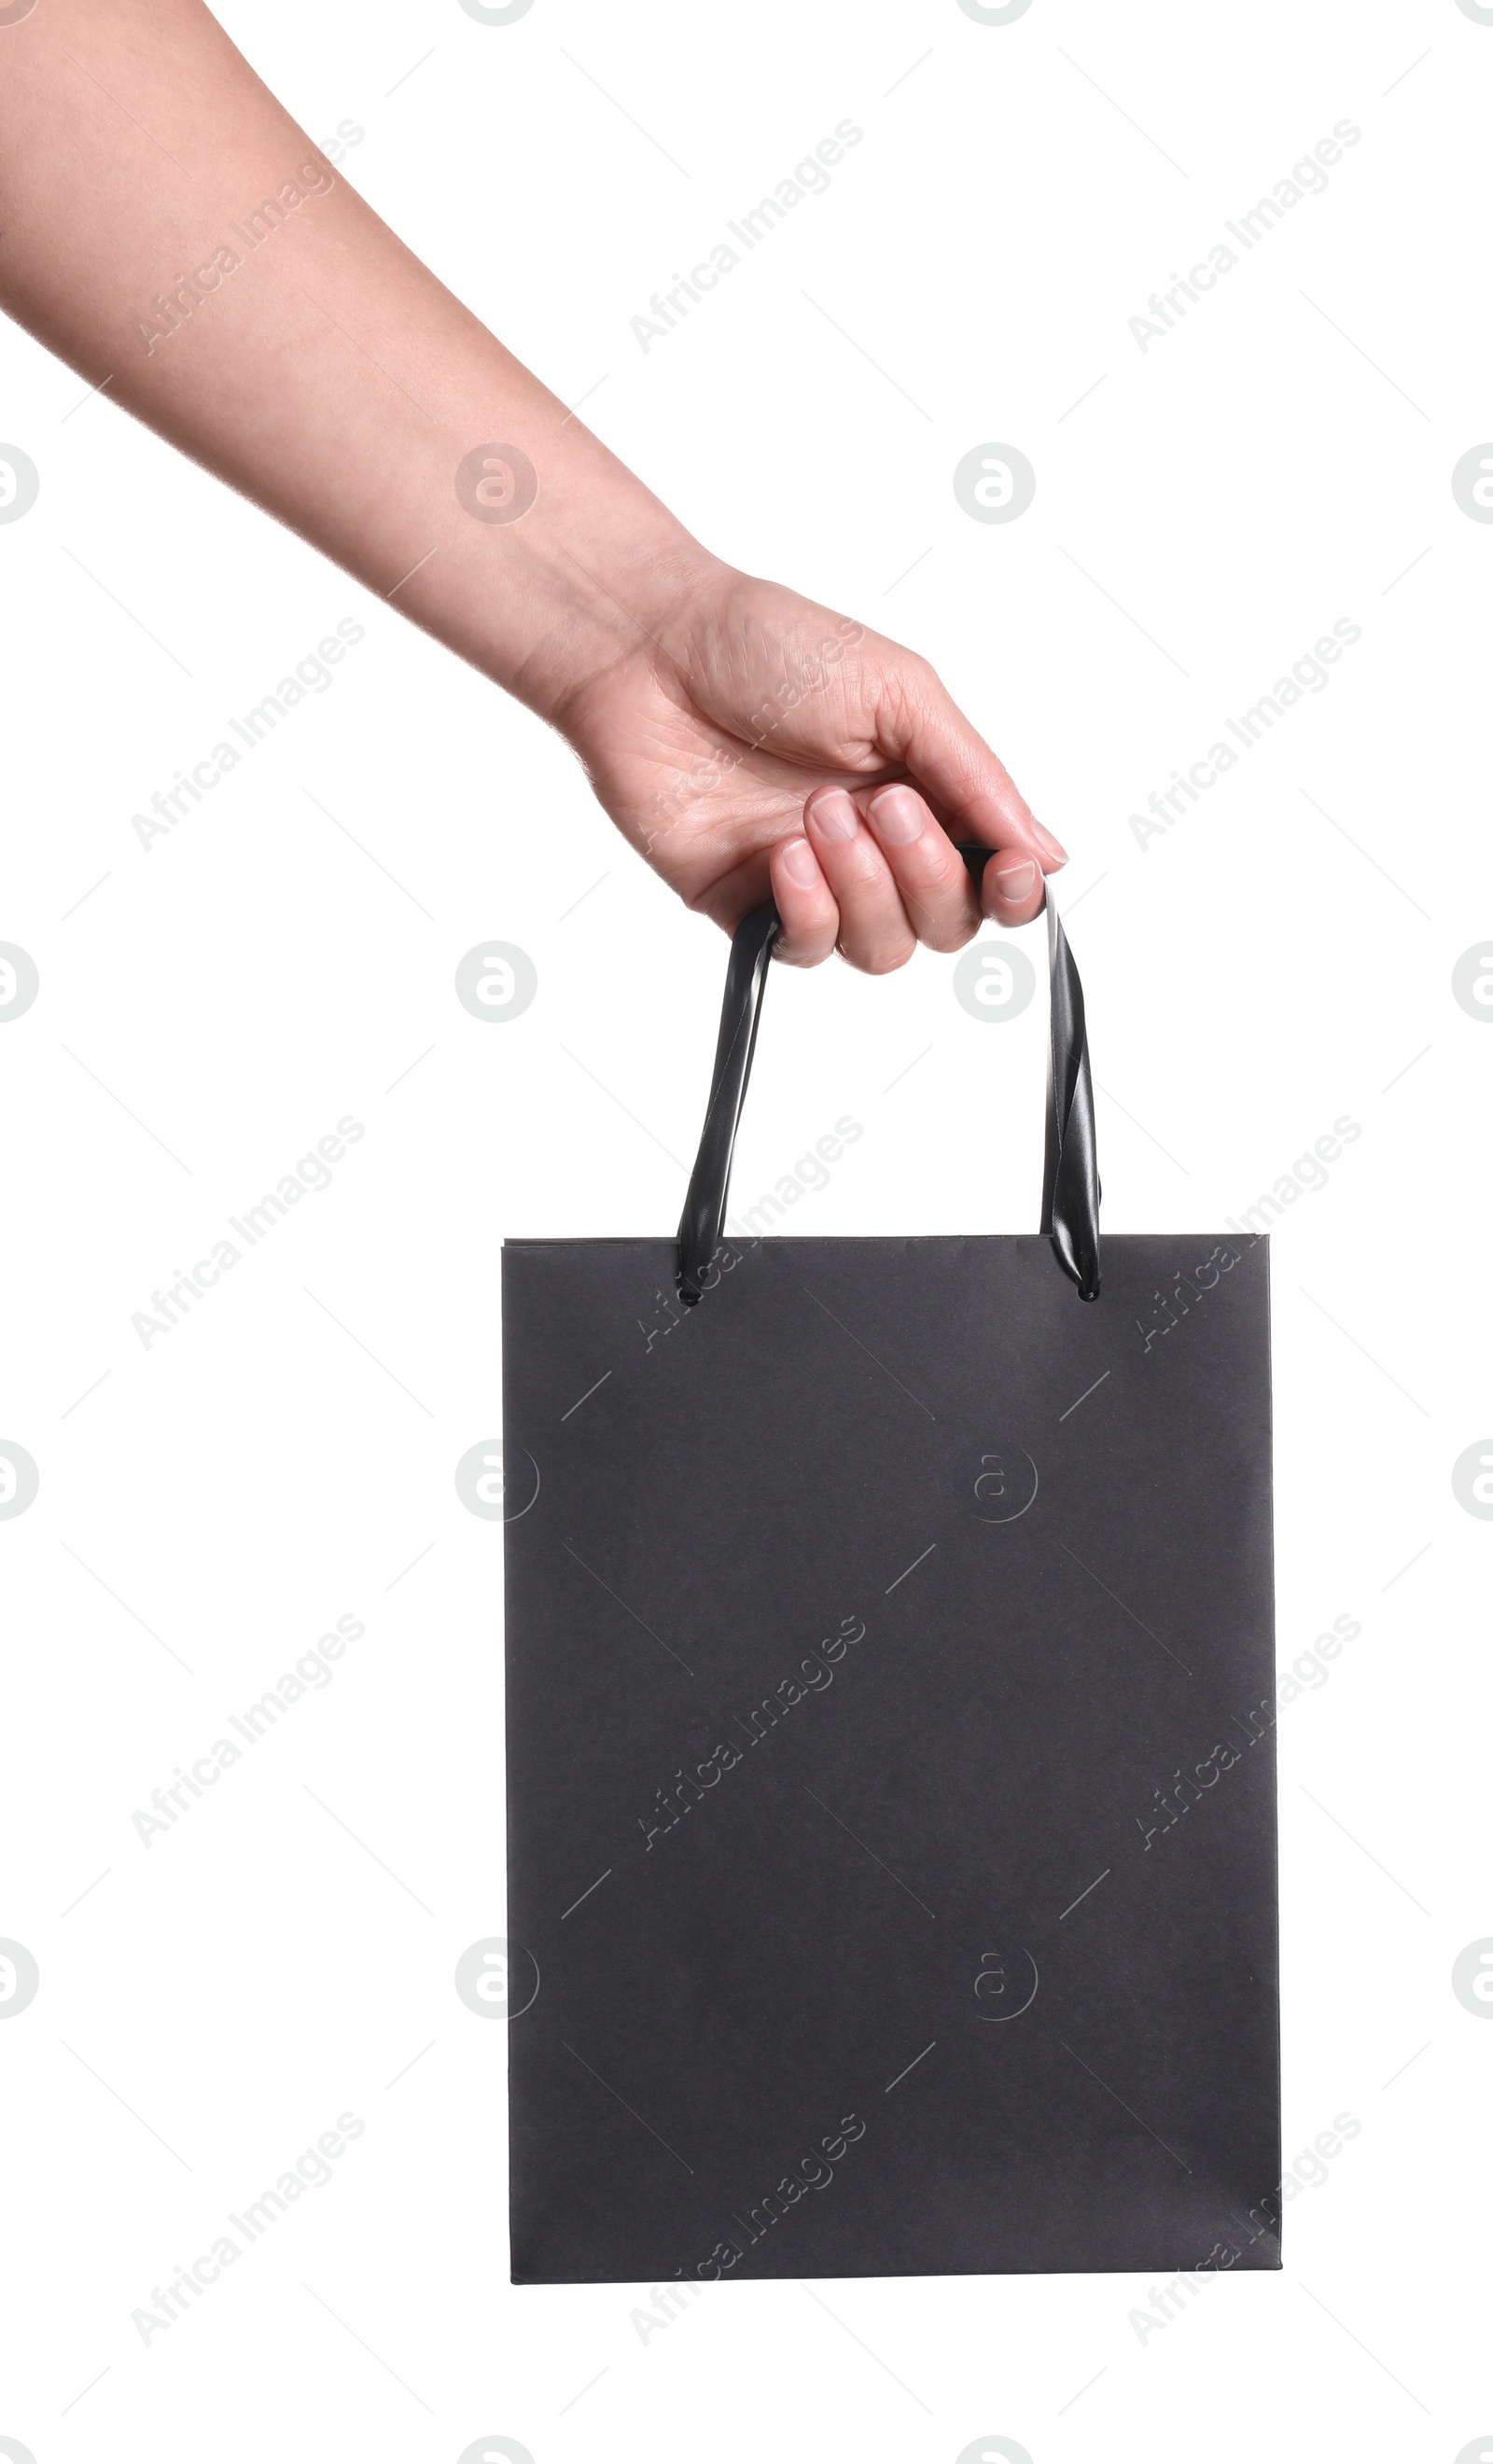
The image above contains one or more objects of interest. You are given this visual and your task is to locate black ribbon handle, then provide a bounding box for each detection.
[677,843,1101,1304]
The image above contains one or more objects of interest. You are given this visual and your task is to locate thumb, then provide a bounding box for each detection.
[878,661,1067,870]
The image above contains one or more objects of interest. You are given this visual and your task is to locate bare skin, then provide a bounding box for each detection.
[0,0,1067,967]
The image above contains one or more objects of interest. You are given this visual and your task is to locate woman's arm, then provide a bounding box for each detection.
[0,0,1066,967]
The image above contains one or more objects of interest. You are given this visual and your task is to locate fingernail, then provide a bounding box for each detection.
[780,837,819,887]
[994,858,1037,902]
[806,787,859,844]
[867,786,924,848]
[1032,821,1068,865]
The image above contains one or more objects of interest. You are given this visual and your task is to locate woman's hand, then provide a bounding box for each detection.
[0,0,1063,970]
[558,564,1067,972]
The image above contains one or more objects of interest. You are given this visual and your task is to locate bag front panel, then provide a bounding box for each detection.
[501,1232,1278,2282]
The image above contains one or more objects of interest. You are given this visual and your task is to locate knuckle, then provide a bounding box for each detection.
[926,914,980,954]
[902,832,957,886]
[776,929,832,969]
[857,937,915,977]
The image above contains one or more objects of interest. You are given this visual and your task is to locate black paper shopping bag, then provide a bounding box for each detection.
[502,853,1279,2284]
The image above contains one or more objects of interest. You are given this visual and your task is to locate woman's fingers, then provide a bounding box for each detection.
[808,793,985,975]
[769,750,1054,972]
[771,781,1041,972]
[802,787,916,973]
[861,785,982,952]
[769,832,839,967]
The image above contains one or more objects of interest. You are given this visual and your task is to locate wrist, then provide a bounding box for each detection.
[504,503,727,731]
[391,407,725,728]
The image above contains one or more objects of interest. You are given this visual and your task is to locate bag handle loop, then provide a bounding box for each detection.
[677,844,1101,1304]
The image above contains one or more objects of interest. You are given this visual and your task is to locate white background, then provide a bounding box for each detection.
[2,0,1490,2457]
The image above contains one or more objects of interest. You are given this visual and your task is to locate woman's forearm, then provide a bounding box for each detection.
[1,0,1062,965]
[0,0,712,720]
